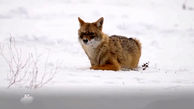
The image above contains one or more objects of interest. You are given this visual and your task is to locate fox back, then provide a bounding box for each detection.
[78,17,141,71]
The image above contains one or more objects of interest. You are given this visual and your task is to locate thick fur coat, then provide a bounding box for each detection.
[78,17,141,71]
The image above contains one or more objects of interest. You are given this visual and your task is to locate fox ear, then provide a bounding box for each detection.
[95,17,104,30]
[78,17,85,26]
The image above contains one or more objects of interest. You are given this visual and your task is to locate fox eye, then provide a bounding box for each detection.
[80,32,95,39]
[90,35,95,39]
[89,32,94,35]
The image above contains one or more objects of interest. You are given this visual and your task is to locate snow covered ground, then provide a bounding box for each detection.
[0,0,194,108]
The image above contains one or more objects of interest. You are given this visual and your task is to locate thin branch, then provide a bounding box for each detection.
[1,36,58,89]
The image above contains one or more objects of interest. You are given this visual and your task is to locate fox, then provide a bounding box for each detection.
[78,17,141,71]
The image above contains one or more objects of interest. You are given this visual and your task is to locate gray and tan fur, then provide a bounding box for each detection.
[78,17,141,71]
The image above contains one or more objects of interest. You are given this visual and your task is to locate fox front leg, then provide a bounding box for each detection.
[90,63,120,71]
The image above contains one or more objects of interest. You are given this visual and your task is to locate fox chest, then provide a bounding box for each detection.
[83,45,97,60]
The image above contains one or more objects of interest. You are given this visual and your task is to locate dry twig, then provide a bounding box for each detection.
[0,36,58,89]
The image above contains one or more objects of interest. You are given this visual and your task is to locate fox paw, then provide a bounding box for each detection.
[90,66,98,70]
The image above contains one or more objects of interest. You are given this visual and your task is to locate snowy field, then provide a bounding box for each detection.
[0,0,194,108]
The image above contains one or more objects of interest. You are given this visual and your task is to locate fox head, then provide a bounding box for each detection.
[78,17,104,47]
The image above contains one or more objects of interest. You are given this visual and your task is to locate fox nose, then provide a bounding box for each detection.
[83,39,88,44]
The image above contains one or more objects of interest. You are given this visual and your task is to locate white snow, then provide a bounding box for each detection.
[0,0,194,93]
[20,93,34,104]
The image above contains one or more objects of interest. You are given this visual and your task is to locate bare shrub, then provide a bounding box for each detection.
[0,36,58,89]
[27,52,59,89]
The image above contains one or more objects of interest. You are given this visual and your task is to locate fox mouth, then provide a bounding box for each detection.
[82,39,93,45]
[81,38,101,48]
[79,32,96,43]
[79,32,101,47]
[83,39,88,44]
